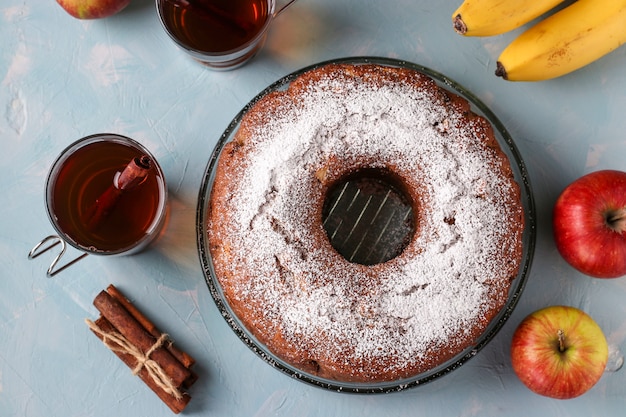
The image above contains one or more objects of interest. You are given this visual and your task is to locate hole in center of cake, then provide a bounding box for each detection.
[321,168,415,265]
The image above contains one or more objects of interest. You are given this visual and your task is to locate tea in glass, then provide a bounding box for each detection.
[157,0,297,69]
[161,0,270,53]
[45,134,167,255]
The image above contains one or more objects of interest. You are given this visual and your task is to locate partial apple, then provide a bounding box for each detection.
[511,305,608,399]
[56,0,131,19]
[553,169,626,278]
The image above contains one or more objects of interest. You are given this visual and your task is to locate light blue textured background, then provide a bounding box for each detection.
[1,0,625,416]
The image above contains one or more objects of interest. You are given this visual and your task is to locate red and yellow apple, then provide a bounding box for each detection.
[553,169,626,278]
[56,0,131,19]
[511,305,608,399]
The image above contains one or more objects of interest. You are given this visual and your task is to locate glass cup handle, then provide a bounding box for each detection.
[28,235,88,277]
[275,0,297,16]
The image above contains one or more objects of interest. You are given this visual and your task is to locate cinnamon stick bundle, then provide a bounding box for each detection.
[87,284,197,413]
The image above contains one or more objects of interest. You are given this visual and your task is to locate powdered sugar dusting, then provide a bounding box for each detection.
[209,65,523,380]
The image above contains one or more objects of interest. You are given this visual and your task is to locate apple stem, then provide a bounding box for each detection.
[557,329,566,353]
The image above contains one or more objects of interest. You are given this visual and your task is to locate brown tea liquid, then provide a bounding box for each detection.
[48,140,166,253]
[161,0,270,52]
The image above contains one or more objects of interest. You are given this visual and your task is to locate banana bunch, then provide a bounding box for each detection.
[452,0,626,81]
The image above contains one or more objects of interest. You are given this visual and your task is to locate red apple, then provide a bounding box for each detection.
[553,169,626,278]
[511,305,608,399]
[56,0,131,19]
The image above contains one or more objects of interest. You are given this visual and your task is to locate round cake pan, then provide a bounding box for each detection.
[196,56,536,393]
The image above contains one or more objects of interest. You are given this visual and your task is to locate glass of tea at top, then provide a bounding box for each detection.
[156,0,298,70]
[29,134,168,276]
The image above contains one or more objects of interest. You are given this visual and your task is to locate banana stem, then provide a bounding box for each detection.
[495,62,508,80]
[453,15,468,35]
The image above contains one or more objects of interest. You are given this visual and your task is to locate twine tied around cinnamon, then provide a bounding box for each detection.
[85,318,183,400]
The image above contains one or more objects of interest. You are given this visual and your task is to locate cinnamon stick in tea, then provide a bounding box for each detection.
[93,290,192,388]
[89,316,192,414]
[105,284,198,386]
[85,155,152,230]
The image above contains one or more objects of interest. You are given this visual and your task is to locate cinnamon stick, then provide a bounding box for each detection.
[116,155,152,190]
[87,287,197,413]
[105,285,198,387]
[90,316,191,414]
[85,155,152,230]
[93,290,192,389]
[106,285,196,368]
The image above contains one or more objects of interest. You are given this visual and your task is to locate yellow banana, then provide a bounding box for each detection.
[452,0,565,37]
[495,0,626,81]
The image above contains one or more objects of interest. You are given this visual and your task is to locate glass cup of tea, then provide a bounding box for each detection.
[28,134,168,277]
[156,0,298,70]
